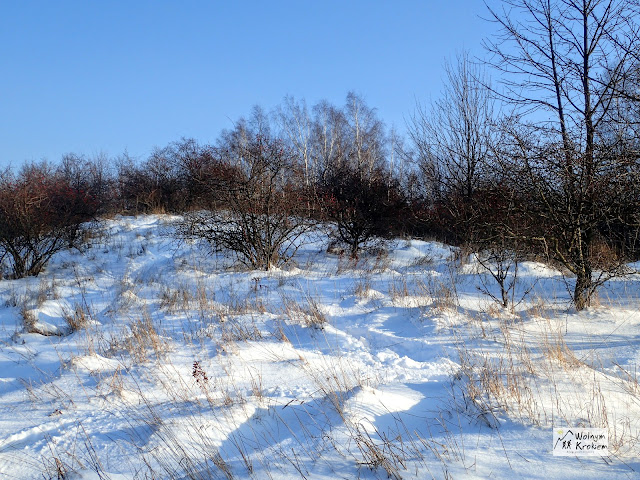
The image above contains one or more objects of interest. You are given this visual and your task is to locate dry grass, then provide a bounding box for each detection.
[20,306,39,334]
[449,301,640,458]
[220,316,263,344]
[62,302,92,333]
[351,422,405,480]
[352,276,373,298]
[388,275,409,301]
[160,284,193,313]
[121,308,169,363]
[409,253,434,268]
[281,292,328,330]
[418,276,458,314]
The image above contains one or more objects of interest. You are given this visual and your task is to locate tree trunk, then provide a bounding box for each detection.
[574,266,592,311]
[501,282,509,309]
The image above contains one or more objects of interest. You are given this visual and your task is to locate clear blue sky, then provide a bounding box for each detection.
[0,1,495,168]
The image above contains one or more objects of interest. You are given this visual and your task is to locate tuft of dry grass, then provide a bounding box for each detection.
[448,300,640,458]
[122,308,169,363]
[160,284,192,313]
[416,275,458,314]
[281,293,328,330]
[62,302,92,333]
[20,306,39,334]
[353,276,373,298]
[220,316,263,344]
[388,275,409,301]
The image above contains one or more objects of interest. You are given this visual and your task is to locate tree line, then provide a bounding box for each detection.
[1,0,639,311]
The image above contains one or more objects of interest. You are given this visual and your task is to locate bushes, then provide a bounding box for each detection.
[58,153,114,215]
[320,164,410,258]
[116,146,187,214]
[0,163,98,278]
[114,138,234,214]
[180,131,314,270]
[4,89,636,289]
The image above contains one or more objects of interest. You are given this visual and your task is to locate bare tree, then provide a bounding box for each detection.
[321,164,408,258]
[58,152,114,214]
[344,92,387,181]
[310,99,349,186]
[466,181,535,310]
[485,0,640,310]
[275,96,313,187]
[181,121,313,271]
[409,52,496,203]
[0,162,98,278]
[408,51,499,243]
[314,94,410,257]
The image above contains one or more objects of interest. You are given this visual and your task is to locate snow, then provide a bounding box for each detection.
[0,214,638,479]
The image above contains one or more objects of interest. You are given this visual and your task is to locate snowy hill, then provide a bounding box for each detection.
[0,215,638,479]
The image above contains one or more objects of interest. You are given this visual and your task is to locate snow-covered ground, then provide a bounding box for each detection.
[0,215,638,479]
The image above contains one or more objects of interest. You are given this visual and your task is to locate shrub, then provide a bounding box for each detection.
[320,164,409,258]
[0,163,98,278]
[180,131,313,270]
